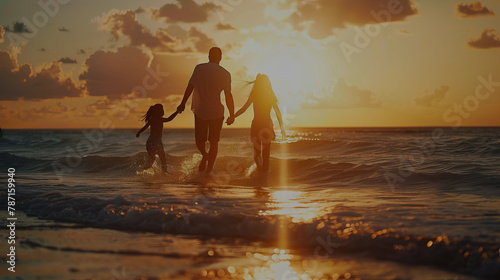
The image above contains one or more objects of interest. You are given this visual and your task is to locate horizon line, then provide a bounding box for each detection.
[2,126,500,130]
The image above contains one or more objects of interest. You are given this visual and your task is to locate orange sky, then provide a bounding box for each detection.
[1,0,500,129]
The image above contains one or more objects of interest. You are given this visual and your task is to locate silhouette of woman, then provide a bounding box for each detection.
[230,74,286,176]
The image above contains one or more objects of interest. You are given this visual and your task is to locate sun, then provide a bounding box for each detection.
[246,42,319,110]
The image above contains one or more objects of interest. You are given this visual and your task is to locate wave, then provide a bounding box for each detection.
[2,151,500,190]
[3,192,499,279]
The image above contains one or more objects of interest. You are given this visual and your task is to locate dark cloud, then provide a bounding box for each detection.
[39,48,46,52]
[58,57,77,64]
[101,10,217,53]
[79,46,150,99]
[457,1,494,17]
[468,29,500,49]
[285,0,418,39]
[188,27,217,52]
[216,23,236,31]
[102,10,175,51]
[5,21,32,33]
[0,50,83,101]
[59,27,70,32]
[303,78,380,109]
[415,85,450,107]
[78,49,85,54]
[135,7,145,14]
[151,0,222,23]
[79,46,198,100]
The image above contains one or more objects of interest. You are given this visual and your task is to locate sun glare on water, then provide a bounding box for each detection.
[262,190,326,223]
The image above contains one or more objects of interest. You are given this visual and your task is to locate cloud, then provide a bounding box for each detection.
[151,0,222,23]
[468,29,500,49]
[59,27,70,32]
[5,21,32,33]
[100,9,175,51]
[0,50,83,101]
[414,85,450,107]
[216,23,236,31]
[39,48,46,52]
[58,57,77,64]
[457,1,494,17]
[0,26,4,43]
[303,78,380,108]
[79,46,150,99]
[284,0,418,39]
[187,27,217,52]
[79,46,198,100]
[99,9,217,53]
[135,7,145,14]
[78,49,85,54]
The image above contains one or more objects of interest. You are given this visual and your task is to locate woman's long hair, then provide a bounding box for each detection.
[142,104,163,122]
[248,74,277,106]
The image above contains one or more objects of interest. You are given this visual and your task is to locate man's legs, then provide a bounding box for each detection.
[206,117,224,174]
[195,116,209,171]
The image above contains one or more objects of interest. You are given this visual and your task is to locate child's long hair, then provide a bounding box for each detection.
[247,74,278,106]
[142,104,163,122]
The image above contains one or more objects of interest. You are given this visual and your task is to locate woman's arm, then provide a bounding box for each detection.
[136,123,150,137]
[273,103,286,138]
[234,95,254,118]
[163,111,179,122]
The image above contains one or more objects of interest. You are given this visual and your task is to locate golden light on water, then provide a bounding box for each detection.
[242,249,303,280]
[262,190,327,223]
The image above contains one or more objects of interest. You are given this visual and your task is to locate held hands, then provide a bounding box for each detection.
[177,103,185,113]
[226,115,235,125]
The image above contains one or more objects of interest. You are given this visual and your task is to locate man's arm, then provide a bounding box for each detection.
[224,89,235,125]
[177,83,194,113]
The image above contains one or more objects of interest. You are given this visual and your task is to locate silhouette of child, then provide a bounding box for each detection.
[136,104,178,172]
[230,74,286,176]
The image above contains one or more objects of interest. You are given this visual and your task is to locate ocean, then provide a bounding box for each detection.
[0,127,499,279]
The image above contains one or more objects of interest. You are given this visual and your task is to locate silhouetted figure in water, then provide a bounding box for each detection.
[232,74,286,176]
[177,47,235,176]
[136,104,178,173]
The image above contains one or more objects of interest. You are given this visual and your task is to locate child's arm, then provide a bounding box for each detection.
[136,123,150,137]
[163,111,179,122]
[273,103,286,138]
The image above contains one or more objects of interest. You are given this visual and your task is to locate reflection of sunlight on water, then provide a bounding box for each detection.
[273,129,323,144]
[250,249,300,280]
[262,190,327,223]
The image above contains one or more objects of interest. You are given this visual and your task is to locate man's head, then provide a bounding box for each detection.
[209,47,222,63]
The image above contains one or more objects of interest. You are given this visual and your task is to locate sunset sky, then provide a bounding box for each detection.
[1,0,500,129]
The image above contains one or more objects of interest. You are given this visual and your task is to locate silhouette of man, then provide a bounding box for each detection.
[177,47,235,175]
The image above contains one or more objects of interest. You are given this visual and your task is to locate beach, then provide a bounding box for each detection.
[1,127,499,279]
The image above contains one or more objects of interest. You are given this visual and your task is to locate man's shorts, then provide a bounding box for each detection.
[195,115,224,143]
